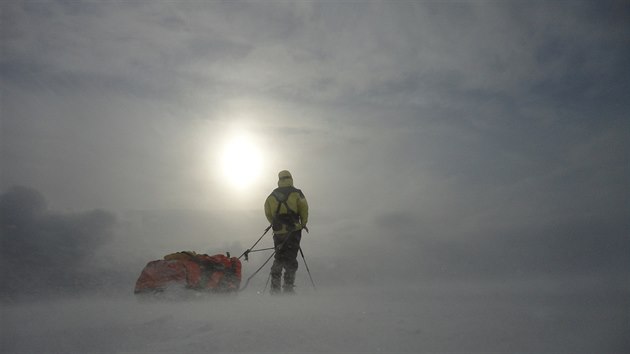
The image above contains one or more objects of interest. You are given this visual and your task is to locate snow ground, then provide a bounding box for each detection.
[1,281,627,353]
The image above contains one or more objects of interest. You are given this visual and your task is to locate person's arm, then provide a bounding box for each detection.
[264,196,274,223]
[298,195,309,228]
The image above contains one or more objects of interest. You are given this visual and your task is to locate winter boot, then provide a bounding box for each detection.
[283,271,296,294]
[270,263,282,295]
[270,277,281,295]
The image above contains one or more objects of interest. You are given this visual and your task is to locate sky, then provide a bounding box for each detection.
[1,1,629,352]
[2,1,630,288]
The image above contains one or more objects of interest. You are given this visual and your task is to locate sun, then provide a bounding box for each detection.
[220,134,263,189]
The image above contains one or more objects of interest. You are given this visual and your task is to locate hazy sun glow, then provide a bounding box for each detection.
[220,134,263,189]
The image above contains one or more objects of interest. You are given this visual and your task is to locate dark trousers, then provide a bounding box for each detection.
[270,230,302,292]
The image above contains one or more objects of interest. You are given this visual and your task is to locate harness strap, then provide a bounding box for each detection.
[271,190,299,230]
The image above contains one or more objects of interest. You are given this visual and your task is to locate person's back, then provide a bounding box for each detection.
[264,170,308,294]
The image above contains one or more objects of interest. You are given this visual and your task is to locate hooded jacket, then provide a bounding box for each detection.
[264,174,308,234]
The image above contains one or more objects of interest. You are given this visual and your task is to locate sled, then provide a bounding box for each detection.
[134,251,241,297]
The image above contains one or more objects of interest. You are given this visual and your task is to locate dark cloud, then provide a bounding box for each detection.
[420,219,629,281]
[1,186,116,301]
[356,197,630,283]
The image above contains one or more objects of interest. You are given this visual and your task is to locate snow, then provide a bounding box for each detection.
[2,281,627,353]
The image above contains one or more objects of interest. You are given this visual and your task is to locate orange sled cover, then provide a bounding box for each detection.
[134,252,241,294]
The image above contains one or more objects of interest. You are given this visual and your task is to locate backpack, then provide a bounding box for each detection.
[271,188,300,232]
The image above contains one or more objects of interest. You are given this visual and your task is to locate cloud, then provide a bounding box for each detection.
[4,1,628,99]
[0,186,116,300]
[1,1,628,291]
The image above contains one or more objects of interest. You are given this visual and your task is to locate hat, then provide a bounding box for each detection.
[278,170,292,180]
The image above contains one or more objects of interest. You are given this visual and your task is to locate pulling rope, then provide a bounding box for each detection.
[239,250,276,292]
[238,225,317,293]
[238,229,294,292]
[244,247,275,254]
[239,225,272,261]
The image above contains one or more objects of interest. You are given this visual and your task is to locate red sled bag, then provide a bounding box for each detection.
[134,251,242,295]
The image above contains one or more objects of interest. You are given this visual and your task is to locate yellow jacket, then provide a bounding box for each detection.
[264,176,308,234]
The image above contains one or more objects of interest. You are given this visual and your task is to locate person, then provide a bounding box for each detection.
[264,170,309,294]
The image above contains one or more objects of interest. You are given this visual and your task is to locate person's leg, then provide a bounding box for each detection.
[282,230,301,293]
[269,234,288,294]
[270,259,283,294]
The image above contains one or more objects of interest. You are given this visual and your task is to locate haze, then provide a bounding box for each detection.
[1,1,629,353]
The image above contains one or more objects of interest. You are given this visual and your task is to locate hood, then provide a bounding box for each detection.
[277,170,294,187]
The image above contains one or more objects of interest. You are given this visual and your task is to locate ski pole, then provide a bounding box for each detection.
[299,247,317,291]
[262,273,271,294]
